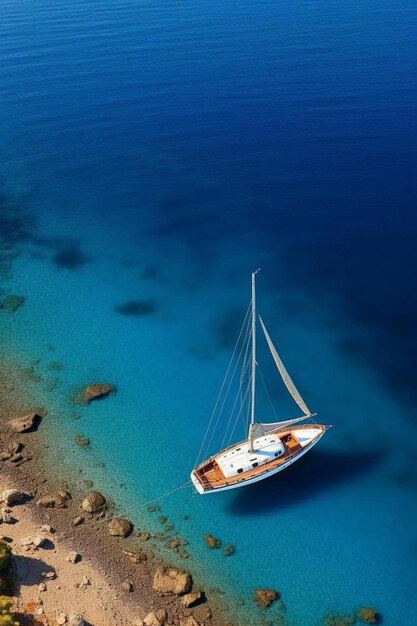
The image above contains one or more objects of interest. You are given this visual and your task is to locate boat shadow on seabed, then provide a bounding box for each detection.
[225,448,384,516]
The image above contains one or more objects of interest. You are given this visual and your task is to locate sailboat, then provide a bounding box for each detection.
[191,270,330,494]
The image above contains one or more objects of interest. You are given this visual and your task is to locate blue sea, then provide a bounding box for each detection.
[1,0,417,624]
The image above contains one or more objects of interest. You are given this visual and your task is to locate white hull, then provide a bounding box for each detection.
[191,430,325,495]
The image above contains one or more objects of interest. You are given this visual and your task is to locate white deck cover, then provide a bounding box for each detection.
[216,434,285,478]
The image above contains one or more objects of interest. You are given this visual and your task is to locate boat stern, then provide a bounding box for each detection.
[190,470,206,495]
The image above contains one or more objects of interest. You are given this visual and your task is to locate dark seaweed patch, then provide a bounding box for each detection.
[115,300,156,316]
[52,244,90,270]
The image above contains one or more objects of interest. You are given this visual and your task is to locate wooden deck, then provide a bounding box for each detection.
[194,424,327,491]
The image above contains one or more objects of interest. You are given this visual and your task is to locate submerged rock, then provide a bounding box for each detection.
[0,294,25,312]
[203,533,221,549]
[74,434,90,447]
[357,608,378,624]
[223,544,236,556]
[81,491,106,513]
[74,383,115,405]
[108,518,133,537]
[8,411,44,433]
[152,565,192,595]
[254,588,279,608]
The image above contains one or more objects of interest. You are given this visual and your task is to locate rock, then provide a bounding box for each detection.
[68,614,85,626]
[79,576,90,589]
[0,442,23,461]
[254,588,279,608]
[72,516,84,527]
[357,608,378,624]
[56,613,68,625]
[158,515,167,524]
[8,411,43,433]
[153,566,192,595]
[203,533,221,548]
[81,491,106,513]
[66,551,81,564]
[2,488,30,506]
[41,571,56,580]
[223,544,236,556]
[33,535,47,548]
[38,582,47,592]
[40,524,54,533]
[75,384,115,405]
[108,518,133,538]
[122,580,133,592]
[180,590,204,607]
[147,505,160,512]
[0,294,25,312]
[1,508,15,524]
[74,435,90,447]
[137,532,150,541]
[37,489,71,508]
[143,609,168,626]
[179,618,200,626]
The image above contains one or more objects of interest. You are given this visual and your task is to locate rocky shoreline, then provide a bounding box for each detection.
[0,397,236,626]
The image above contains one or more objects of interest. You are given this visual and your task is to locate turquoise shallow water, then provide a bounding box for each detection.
[1,0,417,623]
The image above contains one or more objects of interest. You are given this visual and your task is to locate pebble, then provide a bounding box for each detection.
[66,551,81,563]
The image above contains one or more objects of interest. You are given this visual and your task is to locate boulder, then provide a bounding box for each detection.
[2,488,30,506]
[75,384,115,405]
[153,566,192,595]
[203,533,221,548]
[143,609,167,626]
[8,412,43,433]
[37,489,71,508]
[81,491,106,514]
[108,518,133,538]
[254,588,278,608]
[357,608,378,624]
[180,590,204,607]
[72,516,84,527]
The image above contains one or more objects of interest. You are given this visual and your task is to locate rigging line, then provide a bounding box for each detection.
[193,302,251,467]
[258,364,280,422]
[226,375,253,447]
[121,480,192,516]
[202,316,252,460]
[220,354,252,450]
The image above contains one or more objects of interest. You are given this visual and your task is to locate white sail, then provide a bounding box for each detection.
[259,316,311,416]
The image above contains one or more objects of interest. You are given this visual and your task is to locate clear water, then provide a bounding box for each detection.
[1,0,416,624]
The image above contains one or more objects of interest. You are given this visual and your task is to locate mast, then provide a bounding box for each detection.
[248,269,260,451]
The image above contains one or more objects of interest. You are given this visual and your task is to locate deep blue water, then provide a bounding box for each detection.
[1,0,417,624]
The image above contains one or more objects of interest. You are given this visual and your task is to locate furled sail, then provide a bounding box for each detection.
[259,316,311,416]
[251,416,308,439]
